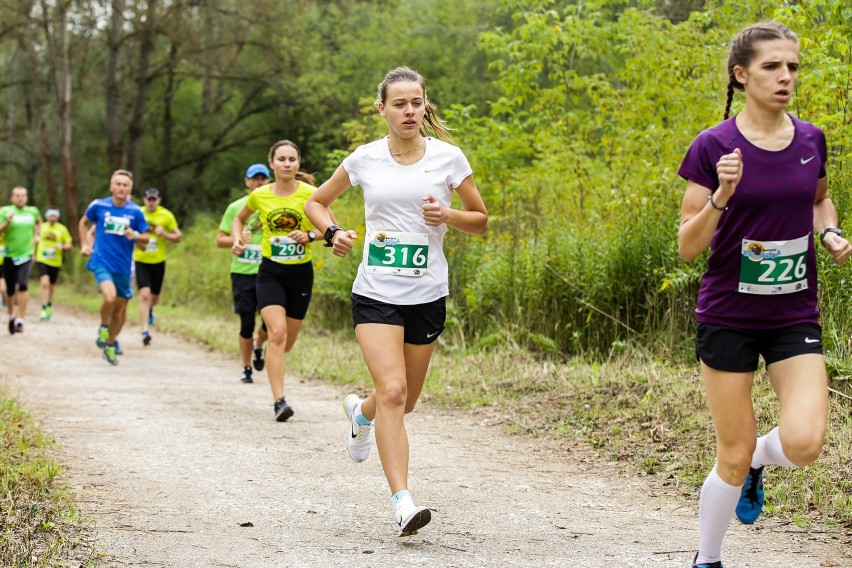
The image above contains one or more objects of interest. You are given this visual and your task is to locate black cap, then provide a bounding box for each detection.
[144,188,160,199]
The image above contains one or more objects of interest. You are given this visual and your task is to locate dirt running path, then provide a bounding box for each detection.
[2,307,850,567]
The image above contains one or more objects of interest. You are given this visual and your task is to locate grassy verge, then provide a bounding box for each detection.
[0,391,101,566]
[55,286,852,528]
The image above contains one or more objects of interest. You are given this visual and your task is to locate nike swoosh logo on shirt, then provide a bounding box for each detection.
[805,337,819,344]
[424,168,439,173]
[801,156,815,165]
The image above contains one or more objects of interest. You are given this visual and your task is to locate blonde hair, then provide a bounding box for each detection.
[376,66,452,142]
[111,169,133,181]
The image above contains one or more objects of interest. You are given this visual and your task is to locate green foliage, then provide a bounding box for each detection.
[434,0,852,358]
[0,394,98,566]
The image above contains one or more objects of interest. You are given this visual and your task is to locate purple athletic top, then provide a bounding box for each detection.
[678,115,827,329]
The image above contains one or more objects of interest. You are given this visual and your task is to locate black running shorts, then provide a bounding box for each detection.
[135,261,166,295]
[255,258,313,320]
[696,322,823,373]
[3,257,33,294]
[36,262,60,285]
[231,273,259,315]
[351,293,446,345]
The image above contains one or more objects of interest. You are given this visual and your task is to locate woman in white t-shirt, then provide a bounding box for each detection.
[305,66,488,536]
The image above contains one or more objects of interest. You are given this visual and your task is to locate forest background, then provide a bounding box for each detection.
[1,0,852,543]
[2,0,851,360]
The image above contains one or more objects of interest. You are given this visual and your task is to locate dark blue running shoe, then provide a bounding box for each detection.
[692,552,724,568]
[735,466,765,524]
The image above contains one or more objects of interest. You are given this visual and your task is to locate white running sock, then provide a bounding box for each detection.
[696,465,742,564]
[751,427,796,469]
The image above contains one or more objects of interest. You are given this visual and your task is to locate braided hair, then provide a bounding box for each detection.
[724,22,798,120]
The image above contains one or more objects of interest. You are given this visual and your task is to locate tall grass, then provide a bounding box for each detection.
[0,392,100,566]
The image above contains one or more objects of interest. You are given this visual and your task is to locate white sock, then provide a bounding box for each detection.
[392,489,412,514]
[252,338,259,350]
[696,465,742,564]
[751,427,796,469]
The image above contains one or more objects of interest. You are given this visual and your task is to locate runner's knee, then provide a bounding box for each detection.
[716,442,755,485]
[376,380,407,410]
[781,430,825,466]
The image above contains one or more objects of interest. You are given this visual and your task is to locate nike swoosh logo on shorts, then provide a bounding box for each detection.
[805,337,819,343]
[426,330,440,338]
[801,156,815,165]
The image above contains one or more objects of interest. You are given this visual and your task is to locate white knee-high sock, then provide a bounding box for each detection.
[751,427,796,469]
[696,465,742,564]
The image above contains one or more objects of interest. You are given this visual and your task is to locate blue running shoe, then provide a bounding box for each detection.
[96,325,109,347]
[114,341,123,356]
[692,552,724,568]
[735,466,765,524]
[148,308,155,325]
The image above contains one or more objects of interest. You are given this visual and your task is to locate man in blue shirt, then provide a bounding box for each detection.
[79,169,149,365]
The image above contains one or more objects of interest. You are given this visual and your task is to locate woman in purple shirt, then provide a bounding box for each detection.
[677,22,851,568]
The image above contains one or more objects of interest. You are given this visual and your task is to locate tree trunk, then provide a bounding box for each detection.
[126,0,158,185]
[54,1,79,239]
[106,0,125,172]
[159,39,178,193]
[22,5,58,209]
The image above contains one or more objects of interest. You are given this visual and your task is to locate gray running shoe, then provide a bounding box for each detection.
[273,396,294,422]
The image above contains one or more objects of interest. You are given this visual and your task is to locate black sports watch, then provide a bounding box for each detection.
[307,230,316,242]
[820,227,843,243]
[323,224,342,247]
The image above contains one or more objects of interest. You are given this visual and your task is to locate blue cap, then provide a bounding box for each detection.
[245,164,270,178]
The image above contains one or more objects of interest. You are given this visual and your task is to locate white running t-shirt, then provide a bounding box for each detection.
[343,137,473,305]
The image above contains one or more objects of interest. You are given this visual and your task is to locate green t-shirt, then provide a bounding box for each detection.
[134,206,179,264]
[36,221,73,267]
[219,195,264,275]
[245,182,316,265]
[0,205,40,260]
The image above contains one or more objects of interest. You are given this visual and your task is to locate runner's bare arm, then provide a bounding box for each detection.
[422,175,488,234]
[813,176,851,266]
[231,206,252,255]
[304,164,350,235]
[78,217,92,255]
[216,230,233,248]
[305,165,357,257]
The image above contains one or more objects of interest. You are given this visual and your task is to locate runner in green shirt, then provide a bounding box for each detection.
[0,230,6,309]
[133,188,181,345]
[35,209,73,320]
[0,186,41,334]
[217,164,270,383]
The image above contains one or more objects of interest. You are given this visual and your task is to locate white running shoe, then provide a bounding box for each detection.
[343,394,372,463]
[394,495,431,536]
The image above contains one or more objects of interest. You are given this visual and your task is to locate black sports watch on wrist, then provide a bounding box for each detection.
[820,227,843,243]
[307,230,316,242]
[323,224,342,247]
